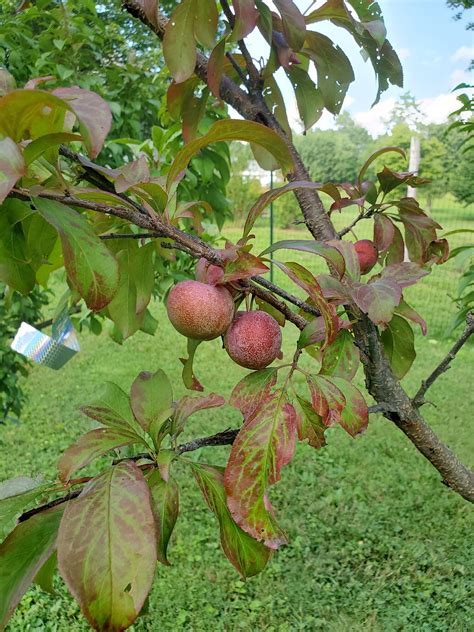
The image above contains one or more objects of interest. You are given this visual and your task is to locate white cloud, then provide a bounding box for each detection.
[353,92,462,137]
[450,68,472,87]
[451,46,474,62]
[288,95,356,133]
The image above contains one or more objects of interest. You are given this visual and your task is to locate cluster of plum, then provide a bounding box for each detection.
[166,239,379,370]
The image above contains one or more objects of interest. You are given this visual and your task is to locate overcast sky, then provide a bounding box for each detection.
[242,0,473,136]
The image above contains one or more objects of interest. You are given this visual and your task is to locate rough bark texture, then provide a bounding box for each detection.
[118,1,474,502]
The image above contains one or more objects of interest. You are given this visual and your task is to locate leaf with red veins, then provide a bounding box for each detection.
[324,377,368,437]
[275,261,339,349]
[230,368,278,421]
[224,389,297,548]
[223,251,270,282]
[307,376,346,427]
[295,395,327,449]
[173,392,226,436]
[379,262,430,289]
[0,137,25,203]
[320,330,360,381]
[374,213,395,253]
[53,87,112,159]
[351,278,402,325]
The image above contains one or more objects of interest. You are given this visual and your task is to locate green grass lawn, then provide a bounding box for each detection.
[2,213,474,631]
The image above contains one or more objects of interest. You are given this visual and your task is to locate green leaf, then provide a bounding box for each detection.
[224,389,297,548]
[377,167,430,194]
[194,0,218,48]
[58,428,144,482]
[0,137,25,203]
[358,146,406,185]
[286,66,323,130]
[23,132,83,165]
[53,86,112,159]
[167,120,294,188]
[147,470,179,566]
[80,381,138,433]
[296,395,327,449]
[181,338,204,392]
[222,251,270,282]
[130,369,173,432]
[172,392,226,436]
[0,478,51,544]
[298,316,326,349]
[33,197,119,311]
[163,0,197,83]
[260,239,345,277]
[107,247,142,340]
[320,330,359,381]
[192,463,272,577]
[207,38,227,98]
[0,212,35,294]
[380,315,415,379]
[302,31,354,115]
[325,376,368,437]
[394,298,427,336]
[34,551,57,595]
[57,462,157,631]
[0,505,64,629]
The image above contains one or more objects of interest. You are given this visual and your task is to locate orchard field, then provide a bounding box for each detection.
[2,204,473,632]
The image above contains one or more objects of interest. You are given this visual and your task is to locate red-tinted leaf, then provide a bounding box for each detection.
[182,89,209,143]
[275,261,339,348]
[377,167,430,194]
[379,262,430,289]
[0,137,25,203]
[0,506,64,629]
[373,213,395,253]
[167,77,199,119]
[298,316,326,349]
[147,470,179,566]
[180,338,204,391]
[230,368,279,420]
[231,0,258,40]
[261,239,346,277]
[57,462,157,632]
[385,222,405,265]
[358,146,406,185]
[130,370,173,432]
[223,251,269,282]
[173,392,226,436]
[327,239,361,280]
[137,0,159,28]
[307,376,346,427]
[394,298,427,335]
[351,279,402,325]
[167,120,294,188]
[53,87,112,159]
[225,389,296,548]
[380,315,416,379]
[33,197,119,311]
[57,428,143,482]
[317,274,350,302]
[114,155,150,193]
[208,38,227,98]
[320,330,359,381]
[325,377,368,437]
[192,463,272,577]
[163,0,197,83]
[274,0,306,50]
[295,395,327,449]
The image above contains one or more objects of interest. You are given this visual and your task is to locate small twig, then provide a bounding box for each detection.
[225,52,249,87]
[252,276,321,317]
[18,489,82,522]
[243,280,308,330]
[413,312,474,407]
[177,428,240,454]
[338,207,374,238]
[99,232,159,240]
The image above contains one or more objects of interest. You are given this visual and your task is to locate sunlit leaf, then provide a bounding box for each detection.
[230,368,279,421]
[0,478,52,544]
[130,369,173,432]
[163,0,197,83]
[0,137,25,203]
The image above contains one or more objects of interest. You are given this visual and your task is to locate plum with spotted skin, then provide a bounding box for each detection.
[354,239,379,275]
[224,311,282,370]
[166,280,234,341]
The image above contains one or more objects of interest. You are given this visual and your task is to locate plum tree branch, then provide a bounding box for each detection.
[413,312,474,407]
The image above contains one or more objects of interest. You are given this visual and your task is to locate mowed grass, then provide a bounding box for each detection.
[2,205,474,631]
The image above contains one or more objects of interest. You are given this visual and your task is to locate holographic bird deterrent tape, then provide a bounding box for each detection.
[10,308,80,369]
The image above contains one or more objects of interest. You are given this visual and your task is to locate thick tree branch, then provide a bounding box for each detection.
[413,312,474,407]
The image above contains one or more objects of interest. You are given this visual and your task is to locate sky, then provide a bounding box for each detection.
[241,0,474,136]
